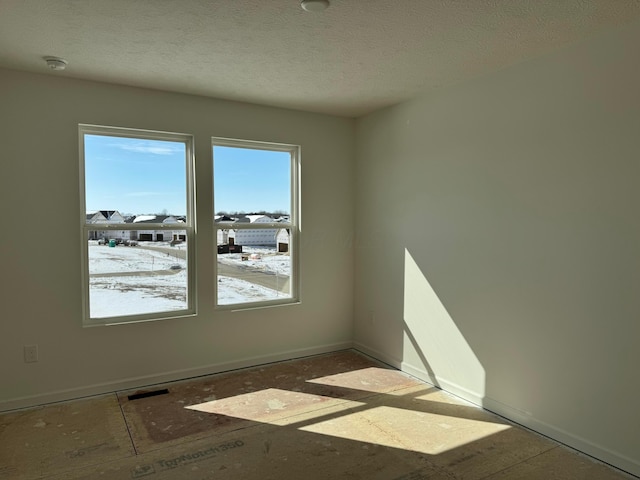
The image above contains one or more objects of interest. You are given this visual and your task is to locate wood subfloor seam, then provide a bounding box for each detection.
[117,393,139,456]
[474,445,559,480]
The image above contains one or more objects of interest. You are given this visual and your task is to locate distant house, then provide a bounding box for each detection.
[216,214,291,247]
[276,228,290,253]
[87,211,187,242]
[215,215,236,245]
[86,211,105,224]
[234,215,277,246]
[129,215,186,242]
[86,210,126,240]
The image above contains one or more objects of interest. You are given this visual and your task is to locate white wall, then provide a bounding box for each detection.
[0,69,355,409]
[354,20,640,476]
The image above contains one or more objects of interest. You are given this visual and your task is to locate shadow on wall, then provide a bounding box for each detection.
[402,248,486,404]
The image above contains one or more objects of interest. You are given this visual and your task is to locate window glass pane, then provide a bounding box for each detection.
[217,246,292,305]
[213,146,290,217]
[213,144,295,306]
[88,231,188,318]
[81,126,194,324]
[84,135,187,220]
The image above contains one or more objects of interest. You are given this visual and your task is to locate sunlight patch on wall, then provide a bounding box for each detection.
[403,249,485,400]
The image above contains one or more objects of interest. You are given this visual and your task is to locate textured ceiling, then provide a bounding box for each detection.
[1,0,639,117]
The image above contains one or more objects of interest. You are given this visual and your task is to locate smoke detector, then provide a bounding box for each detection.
[44,56,68,71]
[301,0,330,12]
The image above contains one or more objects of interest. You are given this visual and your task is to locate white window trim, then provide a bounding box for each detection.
[79,124,197,326]
[212,136,300,311]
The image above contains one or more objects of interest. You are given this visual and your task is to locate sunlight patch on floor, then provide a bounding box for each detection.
[306,366,422,394]
[299,405,511,456]
[185,388,364,424]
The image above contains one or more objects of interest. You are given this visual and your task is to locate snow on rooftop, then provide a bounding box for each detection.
[246,215,273,223]
[133,215,157,223]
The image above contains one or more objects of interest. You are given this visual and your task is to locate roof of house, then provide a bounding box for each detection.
[130,215,184,224]
[99,210,119,219]
[235,215,274,224]
[86,210,124,223]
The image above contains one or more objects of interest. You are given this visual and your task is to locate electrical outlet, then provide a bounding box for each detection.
[24,345,38,363]
[368,310,375,325]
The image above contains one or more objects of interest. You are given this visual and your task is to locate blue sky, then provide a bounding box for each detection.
[214,146,290,215]
[84,135,290,216]
[84,135,187,215]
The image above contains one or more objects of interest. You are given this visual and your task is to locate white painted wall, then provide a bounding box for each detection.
[354,20,640,477]
[0,69,355,410]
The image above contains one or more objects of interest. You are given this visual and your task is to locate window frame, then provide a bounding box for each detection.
[79,124,197,326]
[212,136,300,310]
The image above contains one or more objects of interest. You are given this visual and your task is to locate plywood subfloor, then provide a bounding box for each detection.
[1,350,635,479]
[0,395,134,479]
[117,350,421,454]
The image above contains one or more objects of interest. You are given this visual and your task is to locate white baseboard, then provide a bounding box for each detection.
[400,361,486,406]
[481,396,640,478]
[352,343,485,405]
[352,342,402,369]
[353,342,640,479]
[0,341,354,413]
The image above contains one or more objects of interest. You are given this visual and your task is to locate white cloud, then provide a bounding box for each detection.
[110,142,181,156]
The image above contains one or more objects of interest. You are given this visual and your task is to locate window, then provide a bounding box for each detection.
[80,125,195,325]
[213,138,299,308]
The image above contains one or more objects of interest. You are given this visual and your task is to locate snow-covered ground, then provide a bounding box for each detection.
[217,276,287,305]
[217,246,292,277]
[89,243,187,318]
[216,246,292,305]
[89,243,185,273]
[87,242,290,317]
[89,272,188,318]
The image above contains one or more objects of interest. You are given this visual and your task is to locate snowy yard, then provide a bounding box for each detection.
[217,246,291,277]
[87,242,291,317]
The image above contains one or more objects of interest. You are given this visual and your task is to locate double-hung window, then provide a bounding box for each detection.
[212,137,300,308]
[79,125,195,325]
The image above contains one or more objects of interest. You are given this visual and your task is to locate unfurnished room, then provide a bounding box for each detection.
[1,1,639,479]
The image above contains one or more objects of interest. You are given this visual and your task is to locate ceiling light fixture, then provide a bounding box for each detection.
[44,56,68,71]
[301,0,330,12]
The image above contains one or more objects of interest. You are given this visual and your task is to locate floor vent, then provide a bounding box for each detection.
[127,388,170,401]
